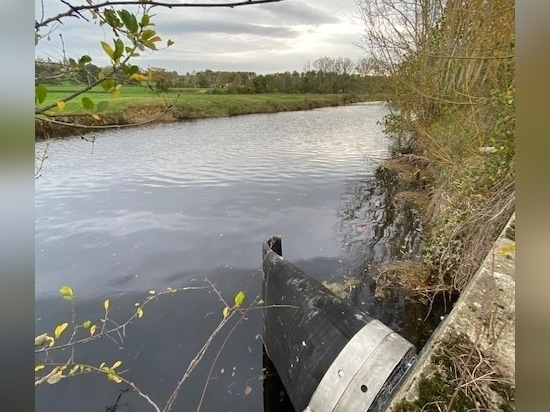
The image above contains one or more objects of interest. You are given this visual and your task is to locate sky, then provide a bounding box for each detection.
[35,0,367,74]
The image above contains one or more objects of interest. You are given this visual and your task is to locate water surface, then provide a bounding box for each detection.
[35,104,445,412]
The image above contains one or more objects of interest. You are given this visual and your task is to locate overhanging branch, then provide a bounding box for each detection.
[36,0,286,30]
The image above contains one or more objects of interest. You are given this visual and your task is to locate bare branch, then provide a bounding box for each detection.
[36,0,286,31]
[35,286,209,353]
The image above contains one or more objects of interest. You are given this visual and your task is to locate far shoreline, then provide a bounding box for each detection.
[35,93,388,140]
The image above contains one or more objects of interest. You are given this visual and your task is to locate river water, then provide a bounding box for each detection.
[35,103,446,412]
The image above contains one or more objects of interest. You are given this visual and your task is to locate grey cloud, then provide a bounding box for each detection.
[160,19,299,38]
[259,1,342,25]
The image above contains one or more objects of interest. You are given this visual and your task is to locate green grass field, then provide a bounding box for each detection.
[37,84,375,118]
[38,84,200,115]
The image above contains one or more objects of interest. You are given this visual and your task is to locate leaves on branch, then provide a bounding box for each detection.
[59,285,74,301]
[35,84,47,105]
[54,323,69,339]
[234,291,245,308]
[47,370,63,385]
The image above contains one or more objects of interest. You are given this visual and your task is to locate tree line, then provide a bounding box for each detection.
[35,56,392,96]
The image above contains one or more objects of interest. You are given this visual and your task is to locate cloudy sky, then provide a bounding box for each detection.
[35,0,367,74]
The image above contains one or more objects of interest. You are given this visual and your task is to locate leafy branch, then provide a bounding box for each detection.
[36,0,285,31]
[35,277,297,411]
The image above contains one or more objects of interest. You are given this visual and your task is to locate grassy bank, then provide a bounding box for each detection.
[366,0,515,409]
[35,85,384,139]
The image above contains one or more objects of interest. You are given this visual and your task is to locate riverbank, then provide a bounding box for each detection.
[388,212,515,411]
[35,93,379,140]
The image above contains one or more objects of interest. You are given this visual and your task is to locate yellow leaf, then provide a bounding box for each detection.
[112,360,122,370]
[35,333,50,347]
[90,325,97,336]
[107,373,122,383]
[47,371,63,384]
[104,299,110,311]
[234,291,245,308]
[110,90,120,98]
[35,364,45,372]
[59,285,74,298]
[69,365,79,375]
[54,322,68,339]
[222,306,230,319]
[137,307,144,318]
[498,244,515,255]
[56,101,65,111]
[92,114,100,121]
[244,385,252,396]
[48,338,55,347]
[130,73,148,82]
[167,287,177,293]
[149,290,156,295]
[100,41,114,59]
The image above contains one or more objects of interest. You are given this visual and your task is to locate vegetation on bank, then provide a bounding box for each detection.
[357,0,515,409]
[35,88,379,139]
[362,0,515,302]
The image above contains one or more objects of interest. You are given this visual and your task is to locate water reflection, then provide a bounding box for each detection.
[334,166,447,346]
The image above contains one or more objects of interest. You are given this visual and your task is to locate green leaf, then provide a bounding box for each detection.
[128,65,139,76]
[100,79,114,92]
[81,97,94,110]
[35,364,45,372]
[82,320,91,329]
[78,55,92,65]
[140,14,150,27]
[118,9,138,33]
[96,101,109,113]
[141,29,156,41]
[100,41,114,59]
[103,9,122,28]
[68,58,78,68]
[113,39,124,61]
[35,84,47,105]
[143,41,157,51]
[234,291,245,308]
[167,39,174,47]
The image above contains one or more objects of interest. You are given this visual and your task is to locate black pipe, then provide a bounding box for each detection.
[262,236,415,412]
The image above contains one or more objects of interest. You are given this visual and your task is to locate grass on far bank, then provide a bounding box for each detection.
[37,83,386,117]
[35,83,388,139]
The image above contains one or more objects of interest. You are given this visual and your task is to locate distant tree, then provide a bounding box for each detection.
[149,67,172,92]
[35,0,286,126]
